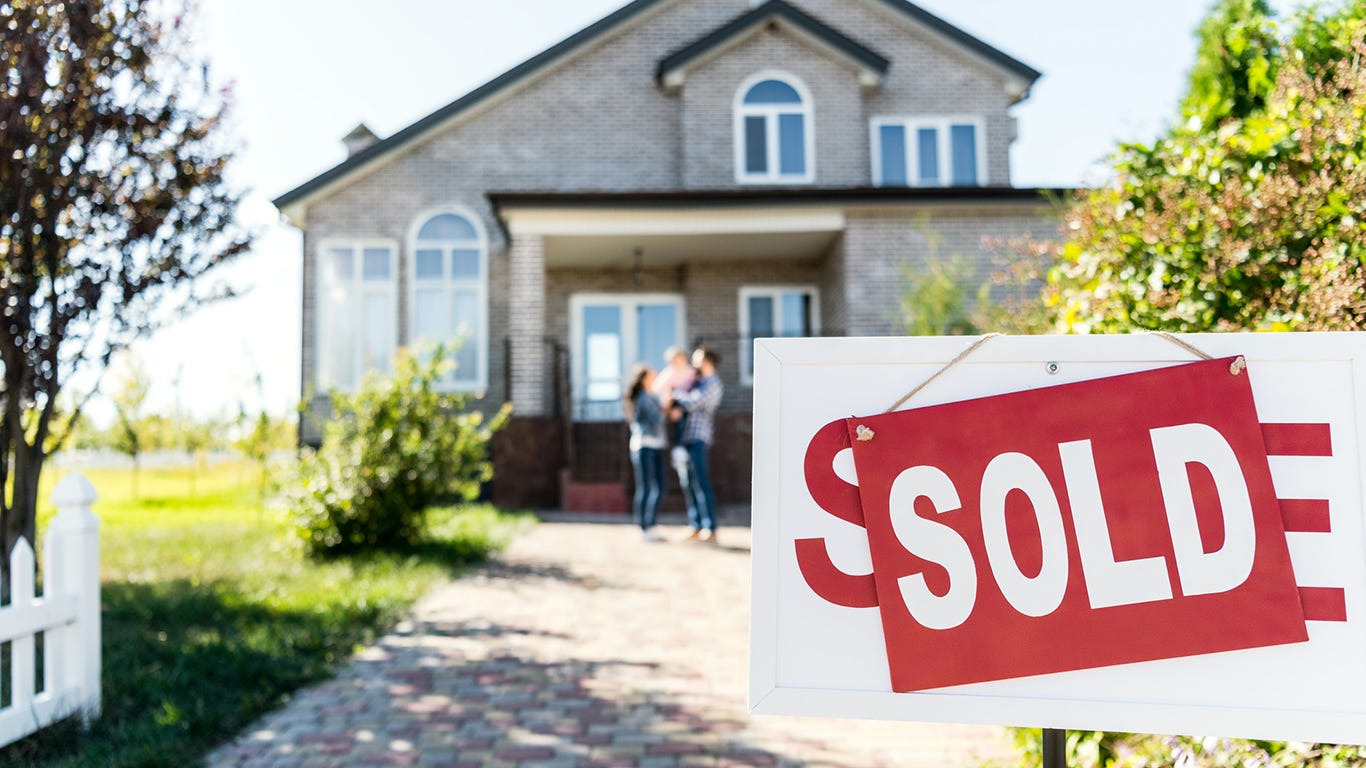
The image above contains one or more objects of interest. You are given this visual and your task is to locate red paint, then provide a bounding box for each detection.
[794,419,878,607]
[1261,423,1333,457]
[1299,586,1348,622]
[1279,498,1332,533]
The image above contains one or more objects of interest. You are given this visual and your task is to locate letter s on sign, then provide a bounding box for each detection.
[794,419,880,609]
[889,465,978,630]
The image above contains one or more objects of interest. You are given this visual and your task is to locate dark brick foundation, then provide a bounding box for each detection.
[491,412,753,511]
[491,416,565,509]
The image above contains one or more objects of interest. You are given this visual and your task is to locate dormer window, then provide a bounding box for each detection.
[734,73,814,184]
[872,117,985,187]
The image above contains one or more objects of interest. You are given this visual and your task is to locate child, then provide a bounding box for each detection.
[652,346,696,471]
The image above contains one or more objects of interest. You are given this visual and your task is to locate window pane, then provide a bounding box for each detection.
[329,248,353,281]
[325,283,354,389]
[744,79,802,104]
[451,248,480,280]
[917,128,940,185]
[452,290,479,382]
[778,113,805,175]
[878,125,907,186]
[362,291,395,374]
[583,306,622,401]
[747,296,775,337]
[413,288,446,342]
[744,116,767,174]
[362,248,390,281]
[417,213,477,241]
[950,124,978,185]
[415,249,443,280]
[636,304,678,370]
[780,292,812,336]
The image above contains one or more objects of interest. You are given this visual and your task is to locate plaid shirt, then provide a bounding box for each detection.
[675,373,723,445]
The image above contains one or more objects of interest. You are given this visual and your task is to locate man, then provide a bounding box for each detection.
[670,346,723,542]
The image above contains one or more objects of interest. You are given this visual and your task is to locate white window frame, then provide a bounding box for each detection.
[569,293,687,420]
[315,238,399,393]
[734,71,816,185]
[406,205,490,393]
[739,285,820,386]
[870,115,987,187]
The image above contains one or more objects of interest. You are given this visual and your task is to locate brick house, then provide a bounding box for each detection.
[274,0,1063,511]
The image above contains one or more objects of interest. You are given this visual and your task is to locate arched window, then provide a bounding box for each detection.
[409,208,488,390]
[734,73,813,184]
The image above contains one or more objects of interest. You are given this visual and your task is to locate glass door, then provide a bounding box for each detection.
[571,294,685,421]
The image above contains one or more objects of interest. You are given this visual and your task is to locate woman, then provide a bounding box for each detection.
[624,364,668,541]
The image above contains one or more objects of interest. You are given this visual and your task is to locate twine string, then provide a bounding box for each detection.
[1146,330,1214,360]
[883,331,1229,416]
[885,333,1001,413]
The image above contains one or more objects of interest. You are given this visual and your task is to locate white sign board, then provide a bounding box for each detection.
[749,333,1366,744]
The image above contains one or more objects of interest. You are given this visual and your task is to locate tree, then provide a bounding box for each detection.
[1048,6,1366,334]
[1182,0,1280,128]
[0,1,248,554]
[109,352,150,499]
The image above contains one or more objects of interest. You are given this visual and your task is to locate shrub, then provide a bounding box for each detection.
[290,346,511,554]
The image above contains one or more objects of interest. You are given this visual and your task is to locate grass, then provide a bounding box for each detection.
[0,460,531,768]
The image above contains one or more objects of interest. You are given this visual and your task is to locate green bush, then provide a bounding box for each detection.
[1006,729,1366,767]
[290,346,511,554]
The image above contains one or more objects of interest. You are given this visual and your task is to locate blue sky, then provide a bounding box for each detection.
[122,0,1306,422]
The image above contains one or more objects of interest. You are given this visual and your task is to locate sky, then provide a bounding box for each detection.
[120,0,1308,423]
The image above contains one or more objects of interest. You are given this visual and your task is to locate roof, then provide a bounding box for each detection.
[273,0,1043,214]
[657,0,889,86]
[490,186,1069,207]
[489,186,1070,227]
[868,0,1040,84]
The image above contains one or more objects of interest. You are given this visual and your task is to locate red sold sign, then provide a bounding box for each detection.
[799,357,1308,692]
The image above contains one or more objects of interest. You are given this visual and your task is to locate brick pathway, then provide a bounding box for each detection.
[207,519,1015,767]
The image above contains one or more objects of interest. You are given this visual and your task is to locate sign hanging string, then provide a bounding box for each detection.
[885,333,1001,413]
[1146,331,1213,360]
[884,331,1239,415]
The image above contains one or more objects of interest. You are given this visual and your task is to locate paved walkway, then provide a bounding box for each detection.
[207,519,1014,767]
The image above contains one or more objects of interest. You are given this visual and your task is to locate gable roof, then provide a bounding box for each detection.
[273,0,1042,216]
[868,0,1040,85]
[657,0,889,87]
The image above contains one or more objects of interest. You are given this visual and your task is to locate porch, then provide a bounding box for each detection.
[490,193,849,512]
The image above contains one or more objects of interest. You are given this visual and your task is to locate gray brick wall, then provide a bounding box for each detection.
[842,205,1062,336]
[296,0,1043,413]
[680,27,868,188]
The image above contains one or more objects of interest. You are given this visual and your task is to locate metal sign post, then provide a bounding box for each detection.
[1042,728,1066,768]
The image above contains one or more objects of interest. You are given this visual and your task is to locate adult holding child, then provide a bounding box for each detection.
[668,346,723,543]
[624,364,667,541]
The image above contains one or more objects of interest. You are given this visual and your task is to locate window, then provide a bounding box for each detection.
[872,117,984,187]
[734,73,814,184]
[317,240,397,392]
[408,208,488,391]
[739,286,819,385]
[570,294,686,421]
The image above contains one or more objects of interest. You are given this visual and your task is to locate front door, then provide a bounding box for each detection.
[570,293,685,421]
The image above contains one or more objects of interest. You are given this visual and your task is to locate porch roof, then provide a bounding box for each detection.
[489,186,1067,269]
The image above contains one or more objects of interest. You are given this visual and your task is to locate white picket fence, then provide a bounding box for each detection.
[0,474,101,748]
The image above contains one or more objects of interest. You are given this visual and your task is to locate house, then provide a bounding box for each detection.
[273,0,1064,511]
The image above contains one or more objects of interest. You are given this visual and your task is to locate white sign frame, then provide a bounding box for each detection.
[750,332,1366,744]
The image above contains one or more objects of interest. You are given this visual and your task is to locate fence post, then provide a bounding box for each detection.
[49,473,101,725]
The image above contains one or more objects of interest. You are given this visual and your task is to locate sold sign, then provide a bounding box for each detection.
[752,334,1366,744]
[800,357,1307,691]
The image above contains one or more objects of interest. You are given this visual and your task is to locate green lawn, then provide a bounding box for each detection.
[1,460,530,768]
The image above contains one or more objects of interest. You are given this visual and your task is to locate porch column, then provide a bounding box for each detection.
[508,233,547,416]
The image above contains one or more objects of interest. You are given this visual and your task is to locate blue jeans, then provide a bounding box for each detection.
[680,440,716,532]
[630,446,665,530]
